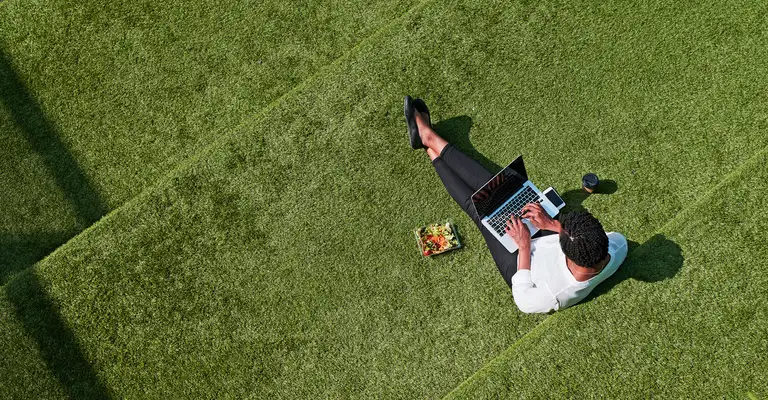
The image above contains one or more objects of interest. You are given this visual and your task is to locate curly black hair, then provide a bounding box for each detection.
[559,211,609,268]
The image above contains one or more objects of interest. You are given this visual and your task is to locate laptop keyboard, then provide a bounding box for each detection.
[487,186,541,236]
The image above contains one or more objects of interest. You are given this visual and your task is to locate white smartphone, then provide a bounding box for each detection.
[542,187,566,213]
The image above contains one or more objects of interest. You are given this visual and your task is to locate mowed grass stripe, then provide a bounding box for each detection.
[0,0,414,205]
[445,146,768,398]
[0,0,433,287]
[3,0,768,397]
[0,3,431,394]
[0,0,413,283]
[38,0,435,258]
[1,0,416,397]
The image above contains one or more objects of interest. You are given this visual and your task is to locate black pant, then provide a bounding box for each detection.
[432,144,519,288]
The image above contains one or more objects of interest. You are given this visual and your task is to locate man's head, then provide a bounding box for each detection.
[559,211,609,268]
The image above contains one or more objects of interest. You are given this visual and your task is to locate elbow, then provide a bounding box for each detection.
[513,292,556,314]
[512,295,539,314]
[516,302,539,314]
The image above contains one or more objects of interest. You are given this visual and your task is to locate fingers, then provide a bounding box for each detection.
[520,204,534,217]
[505,217,515,232]
[521,202,543,215]
[522,203,547,223]
[520,205,538,221]
[505,215,526,233]
[505,216,519,233]
[505,216,531,245]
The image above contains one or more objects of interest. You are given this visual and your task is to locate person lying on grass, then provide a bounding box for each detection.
[404,96,628,313]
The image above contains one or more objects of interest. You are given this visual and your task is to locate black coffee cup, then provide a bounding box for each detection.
[582,173,599,193]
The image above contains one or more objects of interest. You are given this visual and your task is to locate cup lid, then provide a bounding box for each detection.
[582,173,599,187]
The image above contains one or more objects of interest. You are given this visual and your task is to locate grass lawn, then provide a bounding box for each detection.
[2,0,768,398]
[0,0,412,284]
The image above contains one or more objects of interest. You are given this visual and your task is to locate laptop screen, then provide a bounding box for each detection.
[471,156,528,218]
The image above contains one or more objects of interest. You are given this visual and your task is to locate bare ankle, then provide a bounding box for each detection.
[419,130,431,147]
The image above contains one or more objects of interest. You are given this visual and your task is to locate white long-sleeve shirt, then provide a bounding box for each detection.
[511,232,628,314]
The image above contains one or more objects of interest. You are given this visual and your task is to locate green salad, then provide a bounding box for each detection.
[415,222,461,256]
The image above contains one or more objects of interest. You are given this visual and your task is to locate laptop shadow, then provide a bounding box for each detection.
[433,116,503,174]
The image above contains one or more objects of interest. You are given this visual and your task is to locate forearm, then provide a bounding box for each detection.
[549,220,562,234]
[517,245,532,271]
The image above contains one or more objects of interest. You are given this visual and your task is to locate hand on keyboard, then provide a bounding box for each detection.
[505,215,531,250]
[487,186,540,237]
[521,202,561,233]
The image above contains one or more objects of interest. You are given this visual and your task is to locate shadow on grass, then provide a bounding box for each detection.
[0,52,107,228]
[1,50,111,398]
[581,234,684,305]
[560,180,618,214]
[5,271,111,399]
[556,182,684,304]
[434,115,504,174]
[0,232,73,285]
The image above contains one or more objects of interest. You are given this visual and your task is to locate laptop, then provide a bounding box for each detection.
[471,155,566,253]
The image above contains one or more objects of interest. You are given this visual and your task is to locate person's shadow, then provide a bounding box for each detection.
[580,234,684,304]
[434,115,683,303]
[554,176,682,301]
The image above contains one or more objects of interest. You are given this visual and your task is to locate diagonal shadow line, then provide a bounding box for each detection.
[1,50,111,398]
[0,50,107,227]
[5,268,112,399]
[0,232,73,285]
[0,1,431,391]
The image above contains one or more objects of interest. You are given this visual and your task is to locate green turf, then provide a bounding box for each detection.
[1,271,107,398]
[2,0,768,397]
[446,147,768,398]
[0,0,412,283]
[0,287,68,399]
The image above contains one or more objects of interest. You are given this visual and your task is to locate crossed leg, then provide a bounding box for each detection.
[414,111,519,287]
